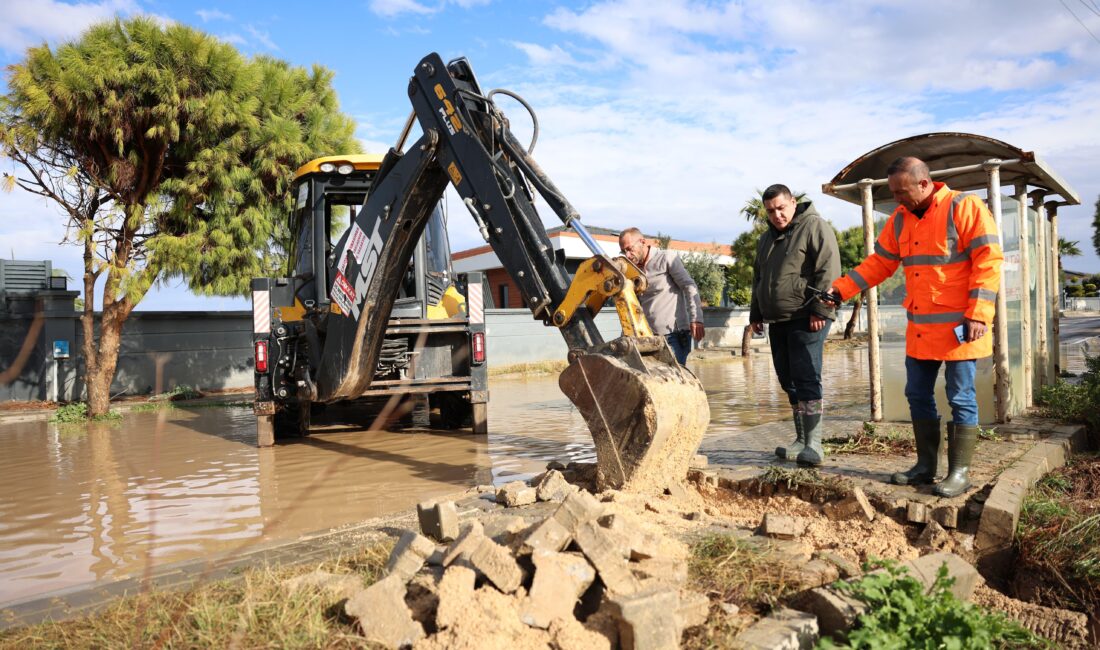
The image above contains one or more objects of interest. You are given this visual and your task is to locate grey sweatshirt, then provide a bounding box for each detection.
[638,247,704,335]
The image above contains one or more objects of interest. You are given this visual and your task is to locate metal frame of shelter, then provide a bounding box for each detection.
[823,133,1079,423]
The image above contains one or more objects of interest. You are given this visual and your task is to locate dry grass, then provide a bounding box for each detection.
[487,360,569,377]
[682,533,803,649]
[823,421,915,456]
[756,465,850,500]
[0,543,393,649]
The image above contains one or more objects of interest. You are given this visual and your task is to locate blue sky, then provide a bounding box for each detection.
[2,0,1099,310]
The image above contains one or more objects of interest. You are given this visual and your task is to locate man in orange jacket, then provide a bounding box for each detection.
[826,157,1003,497]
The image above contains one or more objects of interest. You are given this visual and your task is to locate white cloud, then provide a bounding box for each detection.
[196,8,232,22]
[0,0,138,55]
[368,0,493,18]
[244,25,278,51]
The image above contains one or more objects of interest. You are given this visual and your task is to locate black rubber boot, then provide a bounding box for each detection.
[935,424,978,497]
[891,419,942,485]
[795,410,824,467]
[775,405,804,460]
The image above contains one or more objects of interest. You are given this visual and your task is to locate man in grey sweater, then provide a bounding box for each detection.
[618,227,705,365]
[749,184,840,466]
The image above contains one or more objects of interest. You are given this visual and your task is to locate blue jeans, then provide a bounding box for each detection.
[904,356,978,425]
[767,318,831,404]
[665,330,692,365]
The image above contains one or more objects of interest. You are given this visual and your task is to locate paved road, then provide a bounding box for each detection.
[1060,315,1100,344]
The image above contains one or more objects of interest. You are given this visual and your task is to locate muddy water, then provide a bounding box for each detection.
[0,351,871,604]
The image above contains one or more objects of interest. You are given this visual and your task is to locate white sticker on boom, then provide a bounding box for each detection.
[331,271,355,315]
[296,183,308,209]
[348,223,367,264]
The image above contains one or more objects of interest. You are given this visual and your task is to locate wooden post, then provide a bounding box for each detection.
[859,179,882,421]
[1015,183,1032,407]
[984,161,1011,422]
[1032,192,1049,390]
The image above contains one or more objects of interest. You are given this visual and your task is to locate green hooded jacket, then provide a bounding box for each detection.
[749,201,841,323]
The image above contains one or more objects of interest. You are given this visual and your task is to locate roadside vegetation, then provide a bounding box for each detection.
[48,402,121,423]
[819,561,1050,649]
[684,533,802,648]
[1015,452,1100,623]
[1037,353,1100,446]
[0,543,393,650]
[823,422,915,456]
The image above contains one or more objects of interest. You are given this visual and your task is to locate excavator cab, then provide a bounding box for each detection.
[250,155,487,445]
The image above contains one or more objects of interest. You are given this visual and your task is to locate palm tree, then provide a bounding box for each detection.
[1058,237,1082,280]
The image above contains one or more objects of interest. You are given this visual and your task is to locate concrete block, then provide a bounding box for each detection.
[521,550,596,629]
[816,552,861,579]
[434,565,476,630]
[907,501,929,524]
[917,520,950,550]
[931,505,958,529]
[797,587,866,637]
[794,559,839,589]
[344,575,424,649]
[736,606,818,650]
[631,557,688,587]
[574,520,640,596]
[761,513,806,540]
[385,530,436,582]
[467,536,525,593]
[483,515,528,544]
[282,569,361,601]
[442,520,485,567]
[417,500,459,542]
[897,552,981,601]
[676,590,710,630]
[498,480,537,507]
[536,470,576,502]
[553,490,604,532]
[599,513,661,561]
[691,454,709,468]
[522,516,572,554]
[609,586,681,650]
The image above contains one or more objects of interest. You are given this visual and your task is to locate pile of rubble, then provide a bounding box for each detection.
[323,469,707,649]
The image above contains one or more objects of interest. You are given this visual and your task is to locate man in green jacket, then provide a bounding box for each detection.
[749,184,840,466]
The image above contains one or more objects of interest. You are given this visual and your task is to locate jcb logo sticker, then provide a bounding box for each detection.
[433,83,462,135]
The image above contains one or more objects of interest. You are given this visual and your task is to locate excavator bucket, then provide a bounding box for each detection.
[559,336,710,492]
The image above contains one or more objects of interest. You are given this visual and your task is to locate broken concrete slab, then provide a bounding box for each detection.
[795,587,866,638]
[630,557,688,587]
[931,504,959,529]
[691,454,709,468]
[735,606,818,650]
[760,513,806,540]
[522,516,573,555]
[434,565,476,630]
[816,551,861,579]
[282,569,362,601]
[676,590,710,631]
[608,586,682,650]
[385,530,436,582]
[520,550,597,629]
[573,520,640,596]
[344,574,424,649]
[497,480,538,507]
[467,536,525,593]
[536,470,576,502]
[553,490,604,532]
[897,552,982,601]
[417,500,459,542]
[441,520,484,568]
[907,501,930,524]
[916,520,950,550]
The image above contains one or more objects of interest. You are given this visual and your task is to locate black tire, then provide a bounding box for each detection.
[273,401,311,438]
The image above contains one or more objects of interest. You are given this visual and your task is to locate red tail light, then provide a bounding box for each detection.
[471,331,486,365]
[255,341,269,373]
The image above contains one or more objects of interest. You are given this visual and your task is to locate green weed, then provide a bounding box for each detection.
[819,561,1050,649]
[49,402,122,423]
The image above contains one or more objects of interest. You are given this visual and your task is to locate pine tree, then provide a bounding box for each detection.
[1,18,358,415]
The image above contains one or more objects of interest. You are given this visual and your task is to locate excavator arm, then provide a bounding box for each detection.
[318,53,709,492]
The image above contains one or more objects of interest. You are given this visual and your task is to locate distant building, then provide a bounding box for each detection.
[452,225,733,308]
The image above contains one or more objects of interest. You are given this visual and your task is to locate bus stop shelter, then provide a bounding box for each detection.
[822,133,1079,423]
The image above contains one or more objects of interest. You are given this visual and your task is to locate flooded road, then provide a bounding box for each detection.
[0,345,1004,604]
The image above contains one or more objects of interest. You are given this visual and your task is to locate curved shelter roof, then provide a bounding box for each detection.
[822,132,1079,207]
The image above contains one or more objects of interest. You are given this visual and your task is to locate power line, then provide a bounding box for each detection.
[1059,0,1100,44]
[1078,0,1100,18]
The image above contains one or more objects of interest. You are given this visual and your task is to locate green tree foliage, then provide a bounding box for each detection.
[680,250,725,306]
[725,223,766,306]
[1092,195,1100,259]
[0,18,358,414]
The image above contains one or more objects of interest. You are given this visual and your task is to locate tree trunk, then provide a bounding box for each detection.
[843,292,864,340]
[741,324,753,356]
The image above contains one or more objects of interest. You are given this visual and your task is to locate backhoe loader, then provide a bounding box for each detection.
[250,53,709,492]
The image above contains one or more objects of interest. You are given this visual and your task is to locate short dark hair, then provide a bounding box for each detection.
[886,156,931,181]
[762,184,793,202]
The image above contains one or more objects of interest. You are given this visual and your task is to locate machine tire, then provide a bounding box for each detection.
[432,392,471,430]
[273,401,311,438]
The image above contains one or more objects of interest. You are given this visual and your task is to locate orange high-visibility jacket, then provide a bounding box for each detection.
[833,182,1003,361]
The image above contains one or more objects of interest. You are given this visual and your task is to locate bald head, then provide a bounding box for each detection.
[618,227,649,265]
[886,156,935,211]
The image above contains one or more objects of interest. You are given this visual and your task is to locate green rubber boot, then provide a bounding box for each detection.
[934,424,978,497]
[775,404,804,460]
[891,419,942,485]
[795,401,824,467]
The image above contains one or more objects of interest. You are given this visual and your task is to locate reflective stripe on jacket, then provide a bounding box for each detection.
[833,182,1003,361]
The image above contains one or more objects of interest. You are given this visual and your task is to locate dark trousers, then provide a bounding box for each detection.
[767,318,831,405]
[665,330,692,365]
